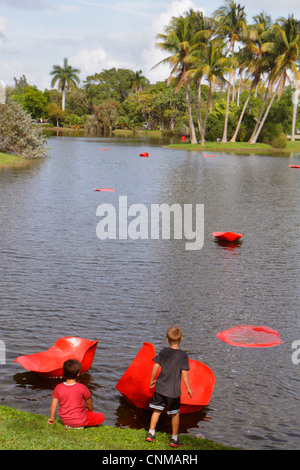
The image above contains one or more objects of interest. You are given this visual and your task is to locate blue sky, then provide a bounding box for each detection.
[0,0,300,91]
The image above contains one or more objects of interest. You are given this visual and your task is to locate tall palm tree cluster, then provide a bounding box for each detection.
[155,1,300,145]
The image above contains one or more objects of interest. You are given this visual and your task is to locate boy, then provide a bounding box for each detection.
[146,326,193,447]
[48,359,105,428]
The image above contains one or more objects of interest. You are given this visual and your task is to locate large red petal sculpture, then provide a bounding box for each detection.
[216,325,283,348]
[115,342,215,413]
[212,231,243,242]
[14,337,98,377]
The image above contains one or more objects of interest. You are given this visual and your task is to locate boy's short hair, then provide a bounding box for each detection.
[63,359,81,379]
[166,326,182,344]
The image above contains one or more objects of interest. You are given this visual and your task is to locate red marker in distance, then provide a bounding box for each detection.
[94,188,116,192]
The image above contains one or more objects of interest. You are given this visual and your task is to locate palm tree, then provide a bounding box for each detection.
[187,13,215,142]
[250,15,300,144]
[131,70,148,93]
[154,12,198,144]
[230,14,273,142]
[213,1,247,142]
[191,38,236,145]
[50,58,81,111]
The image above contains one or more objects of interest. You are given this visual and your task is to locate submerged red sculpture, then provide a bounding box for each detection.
[212,231,243,242]
[14,337,98,377]
[115,342,215,413]
[216,325,283,348]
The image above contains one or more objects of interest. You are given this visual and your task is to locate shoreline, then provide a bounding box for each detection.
[0,405,240,450]
[1,131,299,170]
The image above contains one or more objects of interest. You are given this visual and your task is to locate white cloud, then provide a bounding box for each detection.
[70,47,107,77]
[0,17,8,46]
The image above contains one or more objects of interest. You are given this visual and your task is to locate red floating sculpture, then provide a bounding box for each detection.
[139,152,149,157]
[94,188,116,192]
[14,337,98,377]
[212,231,243,242]
[115,342,215,413]
[216,325,283,348]
[289,165,300,168]
[203,154,216,157]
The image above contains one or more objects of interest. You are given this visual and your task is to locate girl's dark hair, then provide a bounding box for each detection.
[63,359,81,379]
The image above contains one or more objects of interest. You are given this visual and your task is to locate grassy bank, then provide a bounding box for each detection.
[168,140,300,154]
[0,152,25,167]
[0,406,238,451]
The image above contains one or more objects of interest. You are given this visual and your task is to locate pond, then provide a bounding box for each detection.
[0,135,299,450]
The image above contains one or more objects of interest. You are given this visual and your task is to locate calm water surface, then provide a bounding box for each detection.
[0,135,299,450]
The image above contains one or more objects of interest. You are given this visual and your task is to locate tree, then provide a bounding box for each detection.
[0,99,47,158]
[230,13,273,142]
[213,1,247,142]
[131,70,148,92]
[154,12,198,144]
[191,37,235,144]
[250,15,300,143]
[50,58,81,111]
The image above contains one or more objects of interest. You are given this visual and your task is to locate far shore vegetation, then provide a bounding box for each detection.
[1,2,300,159]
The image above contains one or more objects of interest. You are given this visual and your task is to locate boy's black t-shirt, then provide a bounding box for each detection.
[153,347,190,398]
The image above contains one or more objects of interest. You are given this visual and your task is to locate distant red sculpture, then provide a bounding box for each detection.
[212,231,244,242]
[217,325,283,348]
[115,342,215,413]
[14,337,98,377]
[94,188,116,192]
[139,152,149,157]
[289,165,300,168]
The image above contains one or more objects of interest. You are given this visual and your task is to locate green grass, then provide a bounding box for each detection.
[168,140,300,154]
[0,151,24,167]
[0,406,239,450]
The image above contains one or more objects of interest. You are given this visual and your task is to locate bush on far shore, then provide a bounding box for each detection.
[0,99,47,158]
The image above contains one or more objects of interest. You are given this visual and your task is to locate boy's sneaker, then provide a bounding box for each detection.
[169,438,183,447]
[146,432,156,442]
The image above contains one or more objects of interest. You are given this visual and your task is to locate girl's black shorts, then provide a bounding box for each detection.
[149,391,180,415]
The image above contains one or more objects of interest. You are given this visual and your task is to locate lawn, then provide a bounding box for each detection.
[0,406,239,451]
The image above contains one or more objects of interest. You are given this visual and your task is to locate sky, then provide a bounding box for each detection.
[0,0,300,91]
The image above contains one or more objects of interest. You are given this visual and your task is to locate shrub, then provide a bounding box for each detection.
[0,99,47,158]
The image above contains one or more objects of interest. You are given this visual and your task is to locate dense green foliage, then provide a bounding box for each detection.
[2,2,300,148]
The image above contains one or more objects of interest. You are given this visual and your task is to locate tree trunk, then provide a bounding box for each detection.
[221,83,231,143]
[291,84,300,142]
[250,78,281,144]
[62,88,66,111]
[248,86,270,144]
[195,79,205,144]
[230,81,255,142]
[202,84,212,145]
[185,81,197,144]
